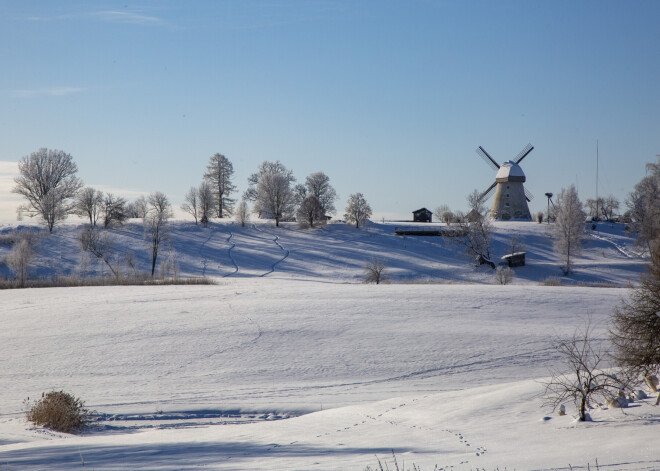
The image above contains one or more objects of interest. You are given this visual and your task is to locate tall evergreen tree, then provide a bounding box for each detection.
[204,153,236,218]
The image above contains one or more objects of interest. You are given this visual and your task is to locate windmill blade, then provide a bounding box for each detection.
[479,181,497,202]
[476,146,500,171]
[524,186,535,202]
[514,143,534,164]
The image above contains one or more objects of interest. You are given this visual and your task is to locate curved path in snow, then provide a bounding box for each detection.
[223,232,240,277]
[589,232,643,259]
[252,224,290,277]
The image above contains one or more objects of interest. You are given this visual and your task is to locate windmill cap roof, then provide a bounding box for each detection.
[496,161,526,182]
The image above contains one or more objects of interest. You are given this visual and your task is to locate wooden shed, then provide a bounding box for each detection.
[412,208,433,223]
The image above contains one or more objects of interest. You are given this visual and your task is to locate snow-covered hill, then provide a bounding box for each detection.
[0,218,648,285]
[0,219,657,470]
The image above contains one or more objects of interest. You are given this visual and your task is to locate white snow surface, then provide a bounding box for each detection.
[1,220,658,470]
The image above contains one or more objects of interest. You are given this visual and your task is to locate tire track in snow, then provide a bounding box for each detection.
[589,232,643,258]
[252,224,290,277]
[223,232,239,277]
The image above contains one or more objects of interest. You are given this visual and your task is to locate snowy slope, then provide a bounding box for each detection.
[1,281,659,470]
[0,218,648,285]
[0,219,656,470]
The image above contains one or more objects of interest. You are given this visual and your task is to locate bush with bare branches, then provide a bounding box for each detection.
[542,321,624,421]
[364,258,386,284]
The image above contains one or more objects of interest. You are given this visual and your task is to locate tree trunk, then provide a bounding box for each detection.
[579,395,587,421]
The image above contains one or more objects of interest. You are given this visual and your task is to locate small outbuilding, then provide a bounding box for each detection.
[413,208,433,223]
[501,252,526,267]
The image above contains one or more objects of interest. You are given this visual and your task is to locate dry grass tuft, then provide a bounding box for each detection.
[25,390,90,434]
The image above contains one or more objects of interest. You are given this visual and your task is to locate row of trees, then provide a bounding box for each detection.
[183,154,372,229]
[10,149,375,281]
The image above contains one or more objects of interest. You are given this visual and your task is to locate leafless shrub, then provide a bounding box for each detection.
[79,228,119,279]
[364,258,386,284]
[25,390,90,434]
[541,276,563,286]
[5,233,35,287]
[494,266,514,285]
[536,211,544,223]
[235,200,250,228]
[542,321,624,421]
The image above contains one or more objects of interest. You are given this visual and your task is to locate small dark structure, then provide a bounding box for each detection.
[413,208,433,223]
[477,254,496,269]
[501,252,526,267]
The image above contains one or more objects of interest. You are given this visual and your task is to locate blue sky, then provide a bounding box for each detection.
[1,0,658,221]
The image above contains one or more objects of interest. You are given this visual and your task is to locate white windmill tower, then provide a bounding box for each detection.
[475,144,535,221]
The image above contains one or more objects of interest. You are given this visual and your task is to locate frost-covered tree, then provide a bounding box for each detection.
[454,190,493,262]
[553,185,586,275]
[434,204,453,225]
[204,153,236,218]
[144,192,173,277]
[181,186,200,224]
[543,321,623,422]
[74,187,104,227]
[198,180,216,226]
[303,172,337,216]
[626,157,660,252]
[364,258,386,284]
[235,200,250,228]
[12,148,83,232]
[79,228,119,279]
[246,161,296,227]
[344,193,372,228]
[610,240,660,379]
[297,195,325,228]
[102,194,128,228]
[5,237,33,287]
[126,195,148,219]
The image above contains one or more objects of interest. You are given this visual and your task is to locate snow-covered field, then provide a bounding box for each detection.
[1,220,657,470]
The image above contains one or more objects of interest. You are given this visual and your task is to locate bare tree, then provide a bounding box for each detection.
[466,189,489,221]
[12,148,84,232]
[364,258,386,284]
[198,180,216,226]
[5,237,33,287]
[601,194,620,221]
[144,192,173,277]
[181,186,200,224]
[102,194,128,228]
[542,321,623,421]
[626,157,660,252]
[344,193,372,228]
[553,185,586,275]
[455,215,493,262]
[610,240,660,383]
[304,172,337,216]
[434,204,453,225]
[130,195,148,219]
[79,228,119,279]
[584,197,605,220]
[454,190,493,263]
[205,153,236,218]
[246,161,296,227]
[235,200,250,228]
[74,187,104,227]
[245,161,295,200]
[493,266,514,285]
[297,195,325,228]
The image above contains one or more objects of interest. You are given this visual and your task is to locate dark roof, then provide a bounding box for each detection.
[413,208,432,214]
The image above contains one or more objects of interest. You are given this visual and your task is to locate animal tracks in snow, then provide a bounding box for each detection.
[314,399,487,466]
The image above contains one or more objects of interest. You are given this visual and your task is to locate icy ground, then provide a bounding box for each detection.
[0,220,657,470]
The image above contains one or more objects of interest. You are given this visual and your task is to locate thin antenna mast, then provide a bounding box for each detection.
[596,140,599,220]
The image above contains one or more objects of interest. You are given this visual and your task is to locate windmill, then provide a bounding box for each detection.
[475,144,534,221]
